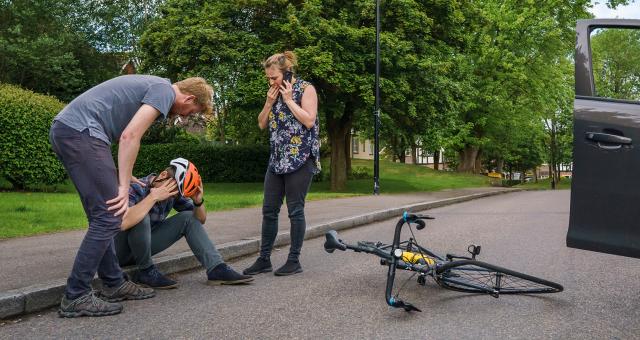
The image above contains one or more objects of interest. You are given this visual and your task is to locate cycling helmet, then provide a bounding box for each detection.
[170,157,201,197]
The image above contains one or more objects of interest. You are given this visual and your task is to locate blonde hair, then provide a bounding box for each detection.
[263,51,298,73]
[173,77,214,115]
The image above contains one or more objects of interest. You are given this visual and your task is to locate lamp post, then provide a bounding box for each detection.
[373,0,381,195]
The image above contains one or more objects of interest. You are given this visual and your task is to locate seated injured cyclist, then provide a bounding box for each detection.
[114,158,253,288]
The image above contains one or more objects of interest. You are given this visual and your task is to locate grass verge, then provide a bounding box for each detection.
[0,159,490,239]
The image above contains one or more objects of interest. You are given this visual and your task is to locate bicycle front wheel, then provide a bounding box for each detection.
[435,260,563,295]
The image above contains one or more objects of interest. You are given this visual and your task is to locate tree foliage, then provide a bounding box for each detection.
[140,0,472,190]
[591,28,640,101]
[0,0,122,101]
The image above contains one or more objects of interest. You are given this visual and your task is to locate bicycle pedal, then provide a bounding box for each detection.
[417,275,427,286]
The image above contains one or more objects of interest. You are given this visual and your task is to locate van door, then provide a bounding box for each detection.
[567,19,640,258]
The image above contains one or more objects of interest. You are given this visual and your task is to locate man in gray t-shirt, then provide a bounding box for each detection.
[49,75,213,318]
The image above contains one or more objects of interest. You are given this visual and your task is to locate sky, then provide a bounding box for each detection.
[590,1,640,18]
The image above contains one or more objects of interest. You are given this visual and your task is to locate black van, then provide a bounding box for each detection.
[567,19,640,258]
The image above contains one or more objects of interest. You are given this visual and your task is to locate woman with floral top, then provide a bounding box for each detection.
[244,51,320,276]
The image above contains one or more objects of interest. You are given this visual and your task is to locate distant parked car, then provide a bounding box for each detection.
[567,19,640,259]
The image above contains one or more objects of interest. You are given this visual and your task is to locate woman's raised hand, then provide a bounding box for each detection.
[279,80,293,103]
[266,85,279,106]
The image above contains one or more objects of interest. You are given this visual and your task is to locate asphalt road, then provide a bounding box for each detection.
[2,190,638,339]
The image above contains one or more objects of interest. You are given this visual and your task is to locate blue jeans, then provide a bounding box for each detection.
[49,122,124,299]
[115,211,224,273]
[260,159,315,261]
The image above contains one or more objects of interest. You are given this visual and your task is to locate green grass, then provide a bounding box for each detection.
[0,159,490,239]
[515,177,572,190]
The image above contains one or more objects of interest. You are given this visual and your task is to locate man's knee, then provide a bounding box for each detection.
[128,215,151,235]
[88,212,123,240]
[171,211,202,231]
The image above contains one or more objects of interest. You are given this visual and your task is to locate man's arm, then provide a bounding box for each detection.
[107,105,161,216]
[191,183,206,224]
[121,195,158,231]
[121,179,179,230]
[193,200,206,224]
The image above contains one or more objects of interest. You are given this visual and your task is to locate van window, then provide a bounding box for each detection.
[590,28,640,101]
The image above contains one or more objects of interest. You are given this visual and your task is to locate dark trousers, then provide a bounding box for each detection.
[115,211,224,273]
[260,159,315,261]
[49,122,124,299]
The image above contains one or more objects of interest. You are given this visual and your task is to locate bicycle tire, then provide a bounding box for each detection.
[434,260,563,295]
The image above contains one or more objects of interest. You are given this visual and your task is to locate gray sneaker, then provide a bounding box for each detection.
[99,280,156,302]
[58,291,123,318]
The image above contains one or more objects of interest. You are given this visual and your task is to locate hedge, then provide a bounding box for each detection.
[115,143,271,183]
[0,84,67,189]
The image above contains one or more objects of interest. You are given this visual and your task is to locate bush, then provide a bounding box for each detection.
[0,84,67,189]
[501,179,521,187]
[141,121,200,144]
[350,166,373,180]
[115,143,271,182]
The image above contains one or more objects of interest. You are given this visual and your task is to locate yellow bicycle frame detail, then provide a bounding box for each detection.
[401,251,435,265]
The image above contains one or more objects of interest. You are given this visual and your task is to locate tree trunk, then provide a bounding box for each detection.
[326,110,353,191]
[398,152,406,163]
[411,144,418,165]
[533,168,538,183]
[550,123,557,190]
[457,145,479,173]
[496,158,504,173]
[433,150,440,170]
[345,131,352,177]
[218,106,226,143]
[474,149,483,173]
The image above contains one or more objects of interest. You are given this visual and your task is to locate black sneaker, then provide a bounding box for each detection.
[274,260,303,276]
[58,291,123,318]
[243,257,272,275]
[135,265,178,289]
[99,279,156,302]
[207,263,255,285]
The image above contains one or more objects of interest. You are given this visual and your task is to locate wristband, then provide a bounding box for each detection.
[194,198,204,207]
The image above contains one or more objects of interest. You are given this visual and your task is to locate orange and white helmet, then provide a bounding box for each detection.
[170,157,201,197]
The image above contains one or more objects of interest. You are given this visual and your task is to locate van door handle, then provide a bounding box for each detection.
[585,132,632,150]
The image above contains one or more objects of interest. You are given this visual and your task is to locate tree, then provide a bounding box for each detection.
[140,0,470,190]
[71,0,163,58]
[590,28,640,101]
[451,0,590,174]
[0,0,122,101]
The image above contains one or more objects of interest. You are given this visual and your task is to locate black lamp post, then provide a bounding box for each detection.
[373,0,381,195]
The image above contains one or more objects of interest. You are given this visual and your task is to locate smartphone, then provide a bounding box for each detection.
[283,71,293,85]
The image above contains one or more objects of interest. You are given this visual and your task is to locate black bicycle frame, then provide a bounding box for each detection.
[384,212,425,311]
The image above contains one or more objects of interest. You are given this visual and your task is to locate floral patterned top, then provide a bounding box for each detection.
[268,78,321,175]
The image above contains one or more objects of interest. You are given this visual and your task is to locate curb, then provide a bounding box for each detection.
[0,188,519,319]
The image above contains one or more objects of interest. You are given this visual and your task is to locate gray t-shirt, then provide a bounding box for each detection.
[54,75,175,145]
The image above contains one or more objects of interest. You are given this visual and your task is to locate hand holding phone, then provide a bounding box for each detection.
[282,71,293,85]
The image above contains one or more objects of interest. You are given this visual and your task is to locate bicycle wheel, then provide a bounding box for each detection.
[435,260,563,295]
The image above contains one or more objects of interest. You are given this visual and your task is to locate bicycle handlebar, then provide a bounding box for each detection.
[324,212,434,312]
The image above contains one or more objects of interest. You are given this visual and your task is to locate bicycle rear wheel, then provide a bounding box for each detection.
[435,260,563,295]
